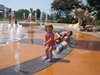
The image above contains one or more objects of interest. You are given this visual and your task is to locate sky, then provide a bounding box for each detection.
[0,0,87,14]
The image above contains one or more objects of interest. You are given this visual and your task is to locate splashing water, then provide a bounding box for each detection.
[14,50,20,72]
[45,13,48,25]
[10,26,17,41]
[41,46,46,60]
[52,50,58,58]
[14,25,23,72]
[40,12,43,26]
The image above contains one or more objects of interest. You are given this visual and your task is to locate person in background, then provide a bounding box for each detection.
[7,8,13,24]
[80,16,87,29]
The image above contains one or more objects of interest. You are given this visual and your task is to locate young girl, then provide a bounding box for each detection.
[43,24,55,62]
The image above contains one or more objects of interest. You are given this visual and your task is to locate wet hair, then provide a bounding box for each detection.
[15,20,17,24]
[45,24,53,31]
[63,33,67,36]
[69,31,73,36]
[8,8,11,12]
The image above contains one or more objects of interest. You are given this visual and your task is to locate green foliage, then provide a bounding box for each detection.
[0,11,4,19]
[57,18,66,23]
[56,17,75,23]
[42,12,46,20]
[87,0,100,9]
[96,9,100,20]
[14,9,29,20]
[0,8,42,21]
[32,10,35,17]
[97,20,100,25]
[72,18,78,24]
[51,0,83,18]
[36,9,41,19]
[87,0,100,21]
[51,0,82,11]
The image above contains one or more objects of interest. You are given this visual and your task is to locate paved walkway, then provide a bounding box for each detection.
[0,23,100,75]
[34,24,100,75]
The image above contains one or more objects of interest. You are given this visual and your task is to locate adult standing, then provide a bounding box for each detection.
[74,6,85,27]
[7,8,14,24]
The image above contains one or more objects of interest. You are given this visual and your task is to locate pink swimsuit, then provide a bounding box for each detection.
[45,32,55,47]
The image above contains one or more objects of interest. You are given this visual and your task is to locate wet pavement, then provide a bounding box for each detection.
[0,25,100,75]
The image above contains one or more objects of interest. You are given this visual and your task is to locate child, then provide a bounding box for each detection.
[43,24,55,62]
[56,31,73,54]
[55,31,72,43]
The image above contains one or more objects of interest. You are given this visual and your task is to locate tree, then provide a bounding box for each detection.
[15,9,29,20]
[36,9,41,19]
[51,0,83,18]
[42,12,46,20]
[87,0,100,20]
[0,11,4,19]
[32,10,35,17]
[87,0,100,9]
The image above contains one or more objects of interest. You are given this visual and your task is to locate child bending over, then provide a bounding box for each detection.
[56,31,73,54]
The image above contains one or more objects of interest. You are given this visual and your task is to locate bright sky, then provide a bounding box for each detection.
[0,0,53,14]
[0,0,87,14]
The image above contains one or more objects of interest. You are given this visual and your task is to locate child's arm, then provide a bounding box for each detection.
[44,34,54,46]
[61,32,68,40]
[54,32,61,40]
[61,34,66,40]
[79,19,83,27]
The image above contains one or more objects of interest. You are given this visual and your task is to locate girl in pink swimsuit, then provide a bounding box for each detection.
[43,24,55,62]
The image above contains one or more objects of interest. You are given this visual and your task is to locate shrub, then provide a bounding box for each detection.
[72,18,78,24]
[97,20,100,25]
[56,18,68,23]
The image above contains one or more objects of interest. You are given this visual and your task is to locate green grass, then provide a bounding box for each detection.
[0,21,8,23]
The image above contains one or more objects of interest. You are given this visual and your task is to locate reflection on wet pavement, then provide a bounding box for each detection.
[75,40,100,51]
[20,39,44,45]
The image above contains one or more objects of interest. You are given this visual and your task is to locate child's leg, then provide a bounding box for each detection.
[43,46,49,60]
[48,46,53,61]
[56,45,63,53]
[46,47,49,58]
